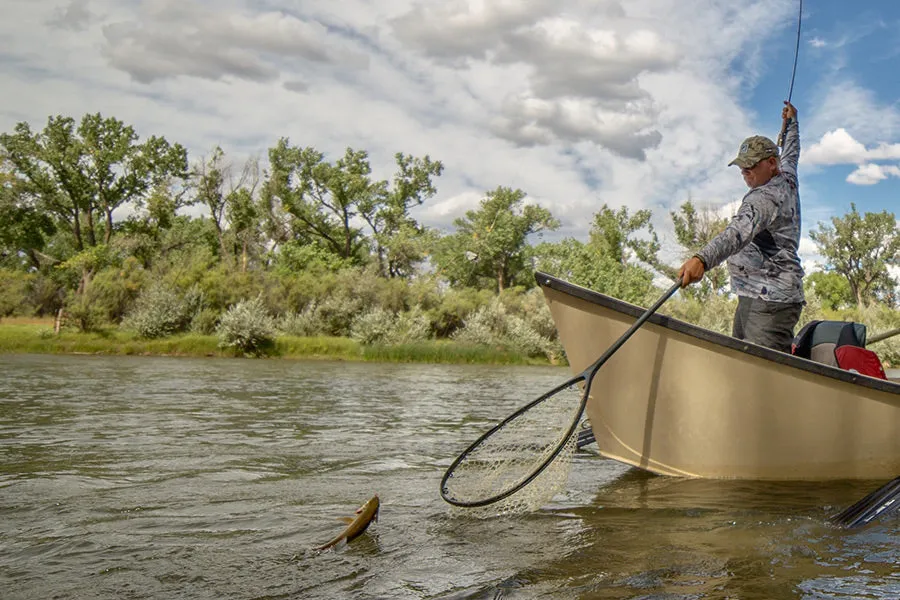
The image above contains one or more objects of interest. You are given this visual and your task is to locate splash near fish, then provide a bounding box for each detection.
[315,495,379,551]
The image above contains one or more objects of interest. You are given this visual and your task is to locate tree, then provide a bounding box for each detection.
[804,271,853,311]
[0,159,56,270]
[192,148,262,270]
[262,141,379,263]
[0,114,188,254]
[532,238,655,304]
[590,204,660,267]
[532,204,657,304]
[359,152,443,278]
[670,199,730,299]
[810,203,900,306]
[433,186,559,292]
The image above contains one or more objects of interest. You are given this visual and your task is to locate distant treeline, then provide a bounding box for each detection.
[1,113,898,362]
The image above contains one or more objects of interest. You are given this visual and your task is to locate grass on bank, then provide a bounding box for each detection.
[0,318,554,365]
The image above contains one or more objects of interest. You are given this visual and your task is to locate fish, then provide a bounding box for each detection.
[315,494,379,551]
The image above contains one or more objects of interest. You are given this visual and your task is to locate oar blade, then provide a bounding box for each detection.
[832,476,900,529]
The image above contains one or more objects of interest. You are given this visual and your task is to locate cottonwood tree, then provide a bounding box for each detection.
[804,271,854,311]
[0,114,187,298]
[262,142,378,263]
[433,186,558,292]
[670,199,730,299]
[192,147,262,270]
[0,114,188,253]
[810,203,900,306]
[358,152,443,278]
[532,204,657,304]
[0,159,56,270]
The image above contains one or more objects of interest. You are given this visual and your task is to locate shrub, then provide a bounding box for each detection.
[63,289,106,332]
[87,259,148,323]
[190,308,220,335]
[452,298,557,360]
[0,269,34,317]
[392,306,431,344]
[276,307,321,337]
[216,296,276,356]
[350,307,395,345]
[122,283,200,338]
[350,306,431,346]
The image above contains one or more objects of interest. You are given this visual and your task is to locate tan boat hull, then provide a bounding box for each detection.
[539,274,900,480]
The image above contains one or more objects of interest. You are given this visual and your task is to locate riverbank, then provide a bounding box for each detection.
[0,318,556,366]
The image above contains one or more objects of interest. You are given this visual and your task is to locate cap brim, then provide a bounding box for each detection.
[728,158,754,168]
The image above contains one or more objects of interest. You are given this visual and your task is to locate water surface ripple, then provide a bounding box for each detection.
[0,354,898,599]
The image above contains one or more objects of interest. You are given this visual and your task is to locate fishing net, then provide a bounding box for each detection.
[440,281,680,519]
[442,383,585,518]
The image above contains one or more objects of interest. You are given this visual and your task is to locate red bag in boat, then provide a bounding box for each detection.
[834,346,887,380]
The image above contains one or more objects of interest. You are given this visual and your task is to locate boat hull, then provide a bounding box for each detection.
[538,273,900,480]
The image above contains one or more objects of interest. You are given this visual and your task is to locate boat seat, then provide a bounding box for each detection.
[792,320,887,379]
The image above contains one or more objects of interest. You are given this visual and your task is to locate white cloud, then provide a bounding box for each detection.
[798,236,823,272]
[47,0,91,31]
[808,37,827,48]
[100,1,369,83]
[846,163,900,186]
[0,0,826,250]
[804,128,868,165]
[804,128,900,166]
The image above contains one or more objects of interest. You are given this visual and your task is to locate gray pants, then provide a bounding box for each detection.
[732,296,803,353]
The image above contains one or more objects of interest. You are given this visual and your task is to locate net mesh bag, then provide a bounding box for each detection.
[444,384,583,518]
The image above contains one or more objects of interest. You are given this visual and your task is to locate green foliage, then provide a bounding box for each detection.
[273,241,353,275]
[670,200,730,299]
[190,308,220,335]
[350,306,431,345]
[451,296,560,360]
[0,161,56,271]
[359,152,443,278]
[0,113,187,254]
[122,283,202,338]
[263,142,375,262]
[87,258,147,323]
[663,293,737,335]
[427,286,495,337]
[0,269,34,317]
[432,186,559,292]
[533,238,656,305]
[810,203,900,306]
[216,296,276,356]
[63,289,106,332]
[804,271,853,311]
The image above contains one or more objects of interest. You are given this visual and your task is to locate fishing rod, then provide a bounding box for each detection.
[779,0,803,146]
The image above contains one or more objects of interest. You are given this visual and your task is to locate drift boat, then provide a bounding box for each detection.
[537,272,900,480]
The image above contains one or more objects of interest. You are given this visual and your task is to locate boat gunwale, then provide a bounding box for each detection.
[536,271,900,396]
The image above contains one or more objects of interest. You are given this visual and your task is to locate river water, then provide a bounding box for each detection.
[1,353,898,599]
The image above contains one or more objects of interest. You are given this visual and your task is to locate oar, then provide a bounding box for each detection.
[832,476,900,529]
[868,327,900,345]
[576,424,595,450]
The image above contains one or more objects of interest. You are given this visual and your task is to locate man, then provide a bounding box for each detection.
[677,101,804,353]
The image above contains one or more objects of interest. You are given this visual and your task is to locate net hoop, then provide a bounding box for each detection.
[439,376,588,509]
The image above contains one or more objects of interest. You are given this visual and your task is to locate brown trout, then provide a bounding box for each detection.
[315,495,379,551]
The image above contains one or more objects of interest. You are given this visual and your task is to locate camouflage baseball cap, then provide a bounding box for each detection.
[728,135,779,168]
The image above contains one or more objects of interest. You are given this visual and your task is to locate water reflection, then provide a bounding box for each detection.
[0,354,898,599]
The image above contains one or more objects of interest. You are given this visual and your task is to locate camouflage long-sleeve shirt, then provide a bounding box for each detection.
[695,120,804,304]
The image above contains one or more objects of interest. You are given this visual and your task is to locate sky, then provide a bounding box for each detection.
[2,0,899,271]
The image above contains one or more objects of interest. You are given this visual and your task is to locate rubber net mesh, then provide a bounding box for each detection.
[445,383,583,518]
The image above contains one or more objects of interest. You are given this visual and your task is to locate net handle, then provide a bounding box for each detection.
[440,280,681,508]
